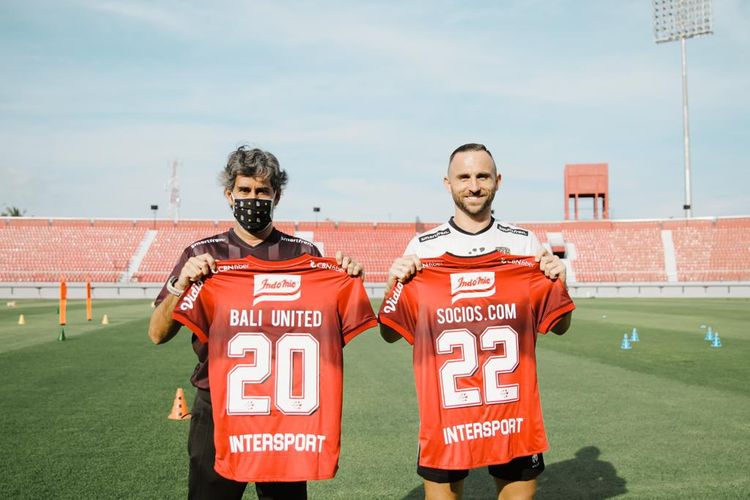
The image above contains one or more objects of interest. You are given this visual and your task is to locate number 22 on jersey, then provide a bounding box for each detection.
[436,325,519,409]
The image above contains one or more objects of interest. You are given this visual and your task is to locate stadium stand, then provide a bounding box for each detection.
[2,216,749,283]
[556,221,667,282]
[666,218,750,281]
[0,218,146,282]
[296,221,419,282]
[133,220,234,283]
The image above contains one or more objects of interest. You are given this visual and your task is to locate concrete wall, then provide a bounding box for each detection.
[2,281,749,300]
[0,282,159,300]
[568,282,750,298]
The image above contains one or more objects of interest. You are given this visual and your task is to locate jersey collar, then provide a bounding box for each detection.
[440,251,533,267]
[448,216,495,236]
[228,227,282,249]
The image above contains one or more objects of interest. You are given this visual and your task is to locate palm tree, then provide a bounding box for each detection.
[1,205,26,217]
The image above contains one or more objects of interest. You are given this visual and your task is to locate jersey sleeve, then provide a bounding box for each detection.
[171,280,214,343]
[529,270,575,334]
[154,247,191,307]
[377,280,418,344]
[403,235,420,256]
[338,277,378,344]
[525,229,542,256]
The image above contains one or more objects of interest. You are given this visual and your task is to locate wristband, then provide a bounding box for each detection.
[166,276,186,297]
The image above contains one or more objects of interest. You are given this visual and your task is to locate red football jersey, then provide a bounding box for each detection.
[173,254,377,482]
[378,252,575,470]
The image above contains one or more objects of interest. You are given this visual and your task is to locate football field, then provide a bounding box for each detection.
[0,298,748,499]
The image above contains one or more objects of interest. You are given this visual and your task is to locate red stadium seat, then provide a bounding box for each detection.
[1,217,749,283]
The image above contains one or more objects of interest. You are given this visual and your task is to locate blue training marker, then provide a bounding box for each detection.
[704,326,714,341]
[630,327,640,342]
[620,334,632,350]
[711,332,722,348]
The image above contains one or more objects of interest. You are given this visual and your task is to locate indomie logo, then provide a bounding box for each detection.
[253,274,302,305]
[450,272,495,304]
[455,275,492,288]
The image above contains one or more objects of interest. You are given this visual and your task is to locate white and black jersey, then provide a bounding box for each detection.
[404,217,541,258]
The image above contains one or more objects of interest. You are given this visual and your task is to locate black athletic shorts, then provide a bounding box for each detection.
[189,389,307,500]
[417,453,545,483]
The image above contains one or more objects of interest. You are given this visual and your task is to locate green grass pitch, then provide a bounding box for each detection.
[0,298,748,499]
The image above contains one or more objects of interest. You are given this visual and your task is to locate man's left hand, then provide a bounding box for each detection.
[535,249,566,285]
[336,250,365,278]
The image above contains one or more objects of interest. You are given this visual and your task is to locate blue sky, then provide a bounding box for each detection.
[1,0,748,223]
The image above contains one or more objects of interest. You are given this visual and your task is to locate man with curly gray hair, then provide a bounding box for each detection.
[149,145,364,500]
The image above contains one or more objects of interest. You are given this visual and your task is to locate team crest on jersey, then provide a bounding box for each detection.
[253,274,301,305]
[450,272,496,304]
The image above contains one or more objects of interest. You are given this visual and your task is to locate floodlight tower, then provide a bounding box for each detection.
[653,0,712,218]
[167,160,181,222]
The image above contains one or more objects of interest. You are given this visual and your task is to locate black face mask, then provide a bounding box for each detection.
[232,197,274,233]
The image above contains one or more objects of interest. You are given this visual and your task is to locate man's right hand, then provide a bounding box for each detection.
[148,253,217,345]
[385,254,422,294]
[176,253,218,290]
[380,255,421,343]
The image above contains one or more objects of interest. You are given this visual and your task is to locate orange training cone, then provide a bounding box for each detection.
[101,314,109,325]
[168,388,191,420]
[18,314,26,325]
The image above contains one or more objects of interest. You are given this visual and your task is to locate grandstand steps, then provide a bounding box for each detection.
[661,230,678,282]
[122,230,158,282]
[565,242,578,260]
[563,259,576,283]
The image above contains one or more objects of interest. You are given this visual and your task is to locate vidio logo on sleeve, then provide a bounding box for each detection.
[179,280,204,311]
[382,281,404,313]
[450,272,495,304]
[253,275,302,305]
